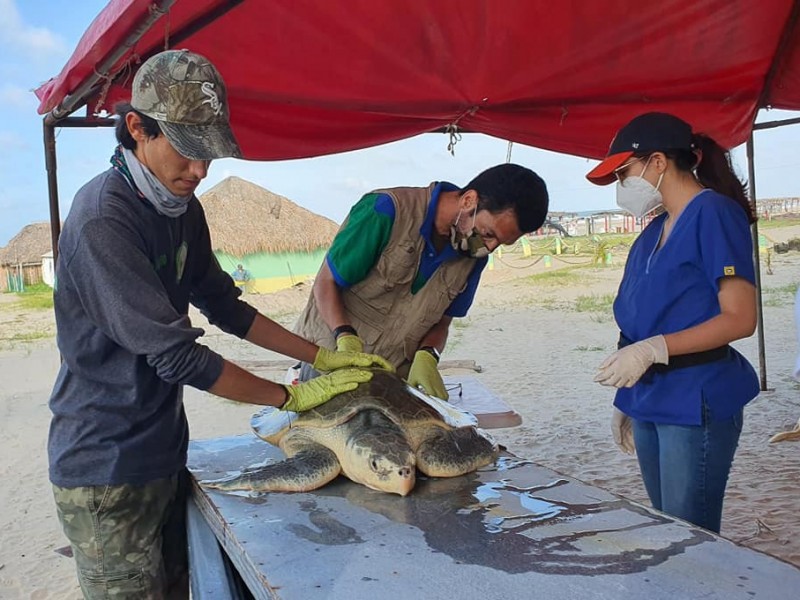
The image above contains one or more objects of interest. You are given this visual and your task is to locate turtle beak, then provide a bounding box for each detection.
[396,466,415,496]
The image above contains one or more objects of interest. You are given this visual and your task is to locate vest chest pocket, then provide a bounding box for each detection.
[376,242,418,291]
[438,259,472,300]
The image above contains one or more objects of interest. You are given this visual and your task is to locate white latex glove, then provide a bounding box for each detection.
[594,335,668,388]
[611,408,636,455]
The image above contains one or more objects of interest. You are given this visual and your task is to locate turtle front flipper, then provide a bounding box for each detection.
[202,445,341,493]
[415,427,498,478]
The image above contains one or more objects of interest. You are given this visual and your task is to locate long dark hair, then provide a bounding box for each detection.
[664,134,756,224]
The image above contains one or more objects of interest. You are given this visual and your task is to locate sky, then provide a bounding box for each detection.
[1,0,800,247]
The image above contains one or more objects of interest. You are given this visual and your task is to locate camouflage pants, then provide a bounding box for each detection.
[52,470,189,599]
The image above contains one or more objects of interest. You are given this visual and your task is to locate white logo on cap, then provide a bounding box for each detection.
[632,142,639,149]
[201,82,222,115]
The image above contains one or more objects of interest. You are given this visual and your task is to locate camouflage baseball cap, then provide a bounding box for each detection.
[131,49,242,160]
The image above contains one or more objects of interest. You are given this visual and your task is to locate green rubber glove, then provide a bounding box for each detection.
[407,350,448,400]
[281,369,373,412]
[312,346,394,373]
[336,334,364,354]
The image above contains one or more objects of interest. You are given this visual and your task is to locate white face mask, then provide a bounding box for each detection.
[615,157,664,218]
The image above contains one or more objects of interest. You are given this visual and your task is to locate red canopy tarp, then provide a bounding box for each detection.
[35,0,800,160]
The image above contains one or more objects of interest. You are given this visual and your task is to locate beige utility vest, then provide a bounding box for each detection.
[295,184,477,370]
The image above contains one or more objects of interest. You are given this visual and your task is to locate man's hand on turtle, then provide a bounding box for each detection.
[312,346,394,373]
[407,350,448,400]
[281,369,374,412]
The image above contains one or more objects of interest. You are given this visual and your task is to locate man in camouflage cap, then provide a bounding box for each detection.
[48,49,390,599]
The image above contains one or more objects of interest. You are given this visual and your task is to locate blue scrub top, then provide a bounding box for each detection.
[613,189,759,425]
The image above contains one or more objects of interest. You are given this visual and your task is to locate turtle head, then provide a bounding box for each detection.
[345,429,416,496]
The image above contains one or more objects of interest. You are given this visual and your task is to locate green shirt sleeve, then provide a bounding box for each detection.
[326,192,395,287]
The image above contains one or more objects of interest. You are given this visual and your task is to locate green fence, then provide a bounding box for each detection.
[5,271,24,292]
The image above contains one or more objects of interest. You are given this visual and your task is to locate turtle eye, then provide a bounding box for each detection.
[370,459,379,471]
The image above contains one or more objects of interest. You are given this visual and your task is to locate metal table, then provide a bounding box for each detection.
[187,433,800,600]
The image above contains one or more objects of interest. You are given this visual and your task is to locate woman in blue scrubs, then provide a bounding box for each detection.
[585,112,759,533]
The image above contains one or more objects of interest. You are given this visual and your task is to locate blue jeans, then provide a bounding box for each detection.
[632,407,743,533]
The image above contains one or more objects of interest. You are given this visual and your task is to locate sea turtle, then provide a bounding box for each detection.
[202,370,498,496]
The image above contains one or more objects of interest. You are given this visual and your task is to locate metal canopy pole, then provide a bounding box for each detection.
[41,0,249,264]
[41,0,177,264]
[43,120,61,264]
[746,134,769,391]
[47,0,177,121]
[753,116,800,131]
[42,116,116,264]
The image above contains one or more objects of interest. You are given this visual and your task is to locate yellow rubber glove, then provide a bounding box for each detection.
[611,407,636,455]
[336,334,364,354]
[281,369,373,412]
[407,350,448,400]
[312,346,394,373]
[594,335,668,388]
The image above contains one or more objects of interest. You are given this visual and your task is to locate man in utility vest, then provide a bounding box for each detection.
[295,163,549,399]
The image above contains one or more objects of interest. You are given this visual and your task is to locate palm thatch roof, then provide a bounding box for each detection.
[199,177,340,255]
[0,222,54,266]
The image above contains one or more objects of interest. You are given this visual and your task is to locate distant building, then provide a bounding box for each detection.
[0,222,54,292]
[756,197,800,219]
[42,251,55,288]
[538,210,645,237]
[199,177,340,293]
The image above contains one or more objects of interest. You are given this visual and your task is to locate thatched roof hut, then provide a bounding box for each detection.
[0,222,54,266]
[199,177,340,255]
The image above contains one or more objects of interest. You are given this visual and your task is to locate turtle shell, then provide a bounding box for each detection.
[250,370,480,446]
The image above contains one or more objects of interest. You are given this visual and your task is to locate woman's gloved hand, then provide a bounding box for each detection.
[281,369,373,412]
[335,334,364,354]
[594,335,668,388]
[312,346,394,373]
[611,407,636,455]
[407,350,448,400]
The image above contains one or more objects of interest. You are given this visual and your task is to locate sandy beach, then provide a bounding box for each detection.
[1,226,799,598]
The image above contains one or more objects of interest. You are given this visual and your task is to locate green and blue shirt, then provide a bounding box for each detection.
[327,182,487,317]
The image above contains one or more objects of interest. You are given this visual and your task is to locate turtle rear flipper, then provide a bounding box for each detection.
[416,427,498,478]
[202,446,341,493]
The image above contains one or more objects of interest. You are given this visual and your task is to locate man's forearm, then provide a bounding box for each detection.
[418,316,452,352]
[244,313,319,364]
[207,360,288,406]
[312,261,352,331]
[314,262,352,331]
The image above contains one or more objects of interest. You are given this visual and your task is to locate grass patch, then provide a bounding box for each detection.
[3,331,51,342]
[536,297,561,311]
[762,297,787,308]
[2,283,54,310]
[522,267,589,287]
[761,282,798,307]
[575,293,616,313]
[757,217,800,230]
[763,283,799,295]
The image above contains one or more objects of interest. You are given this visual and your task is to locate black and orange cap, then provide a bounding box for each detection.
[586,112,694,186]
